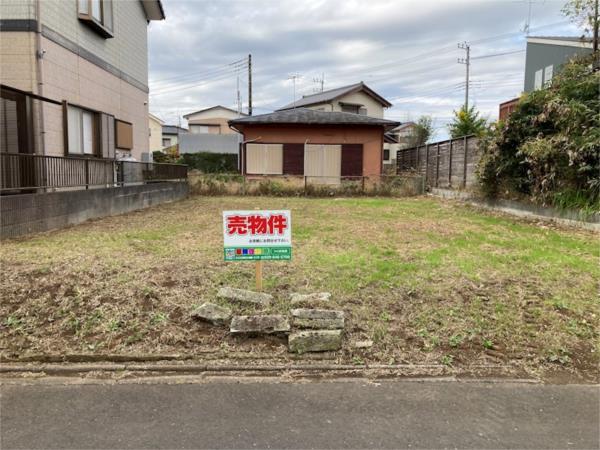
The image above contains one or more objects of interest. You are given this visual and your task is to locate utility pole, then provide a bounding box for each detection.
[288,73,301,108]
[248,54,252,116]
[458,42,470,110]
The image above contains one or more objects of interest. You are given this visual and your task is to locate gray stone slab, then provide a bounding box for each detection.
[217,287,273,306]
[290,292,331,305]
[230,315,290,334]
[191,303,232,326]
[288,330,343,353]
[291,309,344,329]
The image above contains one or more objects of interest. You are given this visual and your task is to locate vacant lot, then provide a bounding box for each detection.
[1,196,597,380]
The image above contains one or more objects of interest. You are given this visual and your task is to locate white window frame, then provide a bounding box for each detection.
[67,105,96,156]
[534,69,543,90]
[78,0,113,38]
[544,65,554,87]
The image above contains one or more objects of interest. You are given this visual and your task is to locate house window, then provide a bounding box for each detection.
[246,144,283,175]
[341,104,360,114]
[534,69,543,90]
[383,149,390,161]
[162,138,172,147]
[67,105,97,155]
[78,0,113,38]
[190,125,211,134]
[115,120,133,150]
[544,65,554,86]
[1,88,32,154]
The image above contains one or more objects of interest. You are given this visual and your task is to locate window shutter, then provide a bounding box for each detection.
[341,144,363,177]
[282,143,304,175]
[115,119,133,150]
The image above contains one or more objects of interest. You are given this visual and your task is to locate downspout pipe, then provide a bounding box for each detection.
[34,0,46,155]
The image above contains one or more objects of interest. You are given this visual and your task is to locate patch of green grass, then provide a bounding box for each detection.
[0,195,597,379]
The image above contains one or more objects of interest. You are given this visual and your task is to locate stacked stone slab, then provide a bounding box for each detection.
[191,288,345,354]
[291,309,344,330]
[230,315,290,334]
[288,295,344,353]
[217,287,272,306]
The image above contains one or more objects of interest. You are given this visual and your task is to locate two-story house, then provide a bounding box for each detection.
[524,36,593,92]
[1,0,165,162]
[183,105,246,135]
[499,35,593,120]
[276,82,391,118]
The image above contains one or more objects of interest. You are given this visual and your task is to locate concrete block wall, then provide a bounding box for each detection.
[1,182,189,239]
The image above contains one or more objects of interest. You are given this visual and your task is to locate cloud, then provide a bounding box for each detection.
[148,0,579,138]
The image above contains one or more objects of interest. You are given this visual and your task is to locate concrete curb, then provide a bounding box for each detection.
[0,362,512,375]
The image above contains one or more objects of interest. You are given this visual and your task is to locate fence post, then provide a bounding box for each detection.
[304,175,307,196]
[85,158,89,190]
[448,139,453,187]
[361,176,365,193]
[463,136,468,188]
[424,144,429,186]
[415,146,420,170]
[435,143,440,188]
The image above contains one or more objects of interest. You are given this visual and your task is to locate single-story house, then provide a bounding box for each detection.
[228,108,400,179]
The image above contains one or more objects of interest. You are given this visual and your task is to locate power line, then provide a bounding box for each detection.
[150,58,247,85]
[472,49,525,59]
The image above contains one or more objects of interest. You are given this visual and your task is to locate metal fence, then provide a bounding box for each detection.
[396,135,480,189]
[0,153,187,192]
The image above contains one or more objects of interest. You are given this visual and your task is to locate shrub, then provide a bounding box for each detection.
[179,152,238,173]
[477,56,600,212]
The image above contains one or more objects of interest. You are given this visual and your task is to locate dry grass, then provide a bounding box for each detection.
[1,196,598,381]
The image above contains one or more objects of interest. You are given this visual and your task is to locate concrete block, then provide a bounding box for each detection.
[288,330,343,353]
[191,303,232,326]
[230,315,290,334]
[291,309,344,329]
[290,292,331,305]
[218,287,272,306]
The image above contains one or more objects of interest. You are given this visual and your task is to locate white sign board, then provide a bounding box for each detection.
[223,210,292,261]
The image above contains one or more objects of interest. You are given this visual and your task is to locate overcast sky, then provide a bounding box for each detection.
[147,0,580,140]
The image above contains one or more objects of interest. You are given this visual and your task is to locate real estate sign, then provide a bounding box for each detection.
[223,210,292,261]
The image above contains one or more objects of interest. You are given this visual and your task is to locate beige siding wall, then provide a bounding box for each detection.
[0,0,35,19]
[333,91,384,118]
[0,32,37,92]
[40,0,149,85]
[149,116,163,152]
[304,92,385,118]
[41,36,149,159]
[188,118,237,135]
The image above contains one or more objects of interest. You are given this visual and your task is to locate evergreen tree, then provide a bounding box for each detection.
[448,105,487,139]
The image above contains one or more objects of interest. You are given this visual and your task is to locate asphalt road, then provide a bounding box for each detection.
[1,378,598,449]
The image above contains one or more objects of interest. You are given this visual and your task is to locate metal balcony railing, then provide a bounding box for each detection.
[0,153,188,192]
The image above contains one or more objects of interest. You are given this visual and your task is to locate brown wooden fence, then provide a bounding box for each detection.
[396,135,480,188]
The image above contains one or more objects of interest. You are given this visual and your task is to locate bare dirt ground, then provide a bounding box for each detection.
[1,196,598,382]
